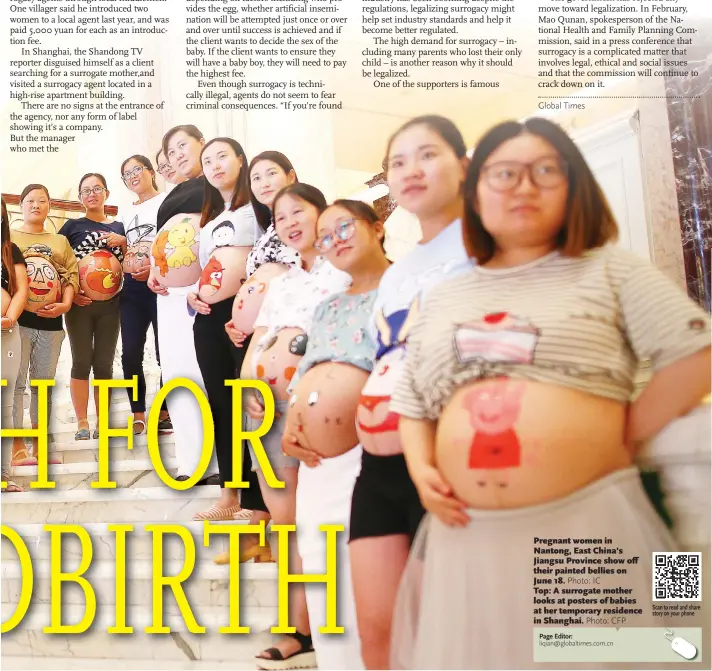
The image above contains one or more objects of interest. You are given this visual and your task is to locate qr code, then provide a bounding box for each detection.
[653,552,701,601]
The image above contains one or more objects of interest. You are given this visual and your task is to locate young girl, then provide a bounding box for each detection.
[390,118,711,668]
[244,184,351,669]
[348,116,472,669]
[61,173,126,440]
[11,184,79,464]
[116,155,171,435]
[2,198,29,491]
[148,124,219,484]
[188,137,258,521]
[283,200,391,670]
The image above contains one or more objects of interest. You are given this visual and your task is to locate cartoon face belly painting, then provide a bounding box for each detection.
[255,328,306,401]
[231,262,287,334]
[123,216,153,274]
[356,298,419,456]
[462,380,525,488]
[197,246,249,304]
[24,252,61,312]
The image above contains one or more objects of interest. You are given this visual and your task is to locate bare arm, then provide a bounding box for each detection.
[627,347,711,451]
[401,416,468,526]
[5,263,28,323]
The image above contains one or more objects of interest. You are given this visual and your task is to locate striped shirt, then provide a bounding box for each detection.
[391,246,711,420]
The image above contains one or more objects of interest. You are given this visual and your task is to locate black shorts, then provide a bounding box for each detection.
[349,451,425,543]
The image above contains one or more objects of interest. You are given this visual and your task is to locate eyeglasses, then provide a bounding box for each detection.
[314,219,357,253]
[480,157,568,192]
[79,186,106,197]
[157,162,172,174]
[122,165,145,181]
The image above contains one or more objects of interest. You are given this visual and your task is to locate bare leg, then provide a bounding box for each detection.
[350,534,411,669]
[70,378,90,430]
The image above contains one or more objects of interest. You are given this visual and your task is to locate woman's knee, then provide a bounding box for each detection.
[70,360,92,380]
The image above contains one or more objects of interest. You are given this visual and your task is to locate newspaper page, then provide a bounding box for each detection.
[1,0,711,669]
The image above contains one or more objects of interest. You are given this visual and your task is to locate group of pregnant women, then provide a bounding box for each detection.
[2,113,710,670]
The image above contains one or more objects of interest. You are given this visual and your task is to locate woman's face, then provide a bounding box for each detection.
[122,158,154,195]
[202,141,243,195]
[79,176,108,212]
[250,160,294,207]
[318,205,384,273]
[166,131,205,179]
[475,134,569,250]
[21,189,50,225]
[156,151,179,184]
[274,194,319,253]
[386,123,466,220]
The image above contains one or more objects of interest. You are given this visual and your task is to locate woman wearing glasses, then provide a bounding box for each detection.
[244,184,351,669]
[389,118,711,668]
[155,149,187,189]
[116,155,171,435]
[282,200,391,670]
[348,116,472,670]
[148,124,219,484]
[10,184,79,465]
[60,173,126,440]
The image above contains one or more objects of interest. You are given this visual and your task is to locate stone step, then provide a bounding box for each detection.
[1,521,263,562]
[10,459,179,490]
[1,657,258,670]
[42,429,175,454]
[45,437,177,465]
[2,486,224,525]
[1,559,279,612]
[1,603,277,663]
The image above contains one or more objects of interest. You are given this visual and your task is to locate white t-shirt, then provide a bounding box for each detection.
[115,192,167,247]
[253,255,351,348]
[199,202,258,268]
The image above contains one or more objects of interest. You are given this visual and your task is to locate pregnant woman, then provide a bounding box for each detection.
[348,116,472,669]
[188,137,258,521]
[2,198,28,491]
[283,200,391,670]
[61,173,126,440]
[148,124,219,484]
[11,184,79,466]
[389,118,711,669]
[243,184,351,669]
[116,154,171,435]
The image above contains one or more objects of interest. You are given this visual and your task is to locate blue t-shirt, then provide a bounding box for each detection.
[370,218,472,360]
[59,216,125,263]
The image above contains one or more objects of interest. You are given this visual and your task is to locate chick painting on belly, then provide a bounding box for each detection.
[463,380,526,488]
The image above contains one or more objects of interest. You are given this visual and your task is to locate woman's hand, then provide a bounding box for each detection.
[147,273,168,296]
[188,292,211,315]
[245,393,266,421]
[225,319,248,347]
[99,232,126,248]
[1,316,15,330]
[131,267,151,282]
[72,291,92,307]
[412,464,469,527]
[38,302,72,317]
[281,433,322,468]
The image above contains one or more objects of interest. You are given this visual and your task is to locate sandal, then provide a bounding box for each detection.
[11,445,38,467]
[133,418,146,435]
[93,429,100,440]
[193,503,245,522]
[75,428,90,441]
[157,417,173,434]
[2,471,24,493]
[255,631,316,670]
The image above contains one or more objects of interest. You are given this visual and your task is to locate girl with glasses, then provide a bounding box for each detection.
[187,137,260,523]
[282,200,391,669]
[2,197,29,491]
[348,116,472,670]
[155,149,187,188]
[243,184,351,669]
[147,124,220,485]
[60,173,126,440]
[389,118,711,668]
[115,155,171,436]
[10,184,79,464]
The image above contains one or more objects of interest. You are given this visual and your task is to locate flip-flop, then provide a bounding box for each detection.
[10,446,37,467]
[133,419,146,435]
[75,428,90,441]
